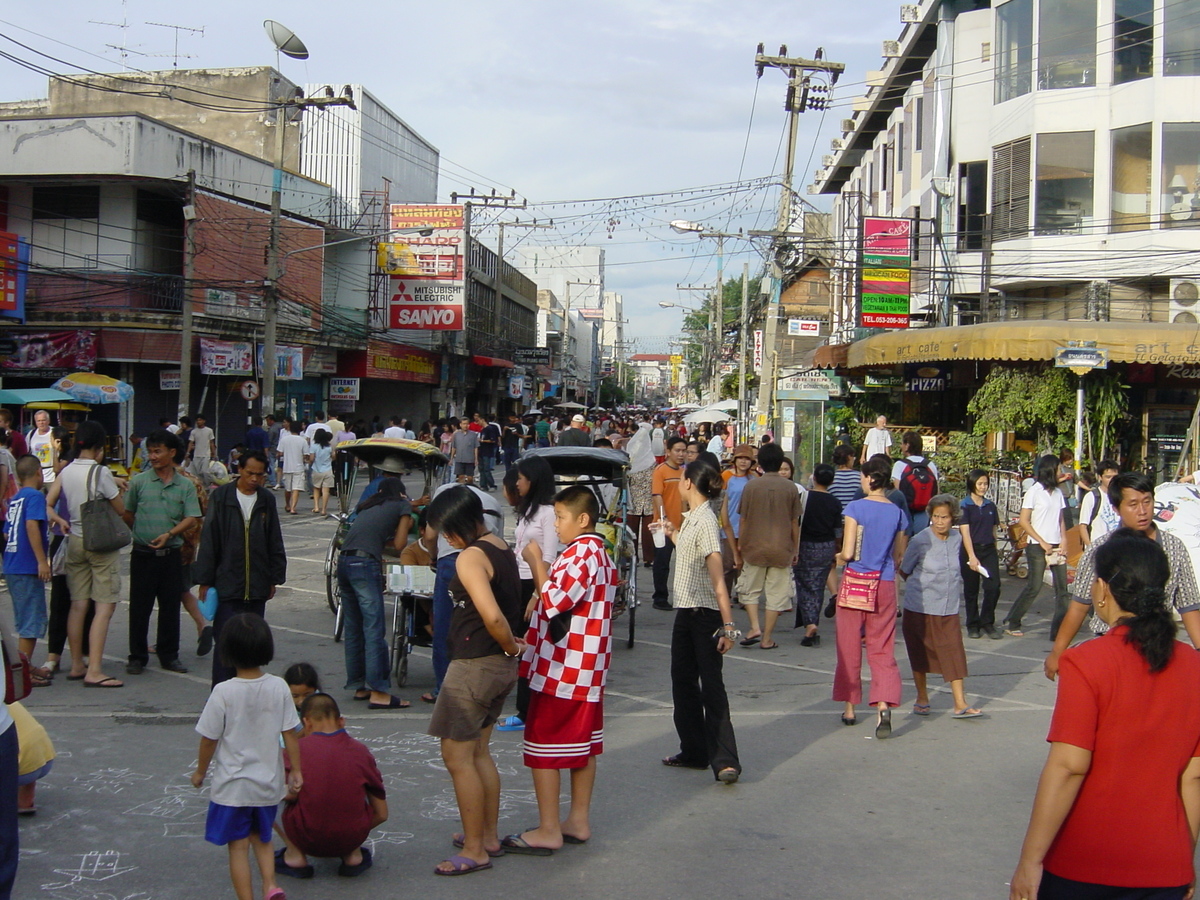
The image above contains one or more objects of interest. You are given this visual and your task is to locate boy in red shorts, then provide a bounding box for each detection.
[504,485,617,854]
[275,693,388,879]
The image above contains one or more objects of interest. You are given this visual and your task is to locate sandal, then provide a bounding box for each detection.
[952,708,984,719]
[661,754,707,769]
[434,854,493,876]
[875,707,892,739]
[912,703,931,717]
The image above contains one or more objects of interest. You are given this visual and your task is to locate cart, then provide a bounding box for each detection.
[325,438,448,654]
[522,446,639,649]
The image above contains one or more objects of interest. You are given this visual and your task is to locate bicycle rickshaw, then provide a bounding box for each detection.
[522,446,639,649]
[324,437,448,683]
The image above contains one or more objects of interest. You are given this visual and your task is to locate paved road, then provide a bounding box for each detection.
[11,493,1088,899]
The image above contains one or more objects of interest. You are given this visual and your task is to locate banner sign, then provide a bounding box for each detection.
[507,375,525,399]
[0,231,29,322]
[1,330,96,376]
[328,377,360,400]
[342,340,440,385]
[787,318,821,336]
[304,347,338,376]
[256,343,305,381]
[777,368,842,394]
[159,370,181,391]
[753,330,764,370]
[905,364,949,391]
[200,338,253,376]
[861,217,912,329]
[386,204,465,332]
[514,347,552,366]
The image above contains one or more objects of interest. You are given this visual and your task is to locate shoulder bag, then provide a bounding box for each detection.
[1,588,31,703]
[836,509,883,612]
[81,462,132,554]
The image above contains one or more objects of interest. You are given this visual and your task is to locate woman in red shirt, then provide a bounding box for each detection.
[1010,528,1200,900]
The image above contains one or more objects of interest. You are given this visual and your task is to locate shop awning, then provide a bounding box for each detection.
[797,342,850,369]
[846,321,1200,368]
[471,355,515,369]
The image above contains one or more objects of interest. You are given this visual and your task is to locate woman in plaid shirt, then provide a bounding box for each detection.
[661,459,741,784]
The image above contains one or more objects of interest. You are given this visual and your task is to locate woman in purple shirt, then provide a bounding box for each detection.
[832,457,908,738]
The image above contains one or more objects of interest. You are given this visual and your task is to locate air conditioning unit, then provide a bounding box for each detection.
[883,40,902,58]
[831,138,845,151]
[1170,278,1200,323]
[900,4,921,23]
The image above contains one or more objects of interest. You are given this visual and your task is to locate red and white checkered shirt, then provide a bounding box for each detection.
[521,533,617,702]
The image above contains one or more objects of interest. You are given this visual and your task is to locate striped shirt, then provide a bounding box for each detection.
[829,468,865,511]
[522,534,617,702]
[671,502,723,610]
[124,468,202,548]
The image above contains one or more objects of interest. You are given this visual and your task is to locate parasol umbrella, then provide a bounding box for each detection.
[683,409,731,425]
[51,372,134,404]
[701,400,739,412]
[553,401,587,410]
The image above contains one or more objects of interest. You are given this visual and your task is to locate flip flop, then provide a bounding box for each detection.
[31,673,52,688]
[83,676,124,688]
[452,834,506,857]
[273,847,314,879]
[420,692,438,704]
[434,854,493,876]
[65,673,87,681]
[561,834,588,845]
[264,889,286,900]
[739,636,761,646]
[661,754,707,769]
[952,708,984,719]
[352,693,371,701]
[337,846,373,877]
[367,695,411,710]
[500,834,554,856]
[912,703,931,717]
[759,642,779,650]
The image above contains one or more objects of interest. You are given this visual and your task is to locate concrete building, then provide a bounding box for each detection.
[815,0,1200,473]
[513,244,604,312]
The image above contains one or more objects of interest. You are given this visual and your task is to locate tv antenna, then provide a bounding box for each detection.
[146,22,204,68]
[91,0,136,69]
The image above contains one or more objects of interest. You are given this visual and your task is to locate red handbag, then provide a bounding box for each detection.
[3,643,31,704]
[837,567,882,613]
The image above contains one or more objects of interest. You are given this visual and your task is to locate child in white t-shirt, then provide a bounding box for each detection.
[193,614,301,900]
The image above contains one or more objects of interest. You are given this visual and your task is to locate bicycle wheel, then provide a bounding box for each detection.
[391,593,410,686]
[325,534,340,615]
[621,529,637,649]
[333,597,345,642]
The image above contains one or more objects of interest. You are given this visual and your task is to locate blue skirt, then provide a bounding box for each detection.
[205,802,277,846]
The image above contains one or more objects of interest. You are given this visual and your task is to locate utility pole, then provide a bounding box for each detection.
[178,168,196,424]
[738,262,749,441]
[713,234,724,401]
[753,45,844,436]
[491,219,552,338]
[264,86,355,417]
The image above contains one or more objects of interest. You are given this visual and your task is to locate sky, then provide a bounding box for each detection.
[0,0,903,349]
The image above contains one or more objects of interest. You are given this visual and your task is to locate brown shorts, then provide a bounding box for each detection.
[427,655,518,743]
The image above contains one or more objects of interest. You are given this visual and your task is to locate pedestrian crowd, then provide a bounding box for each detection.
[6,404,1200,899]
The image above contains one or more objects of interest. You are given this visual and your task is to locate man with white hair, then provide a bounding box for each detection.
[556,414,592,447]
[27,410,55,482]
[861,415,893,463]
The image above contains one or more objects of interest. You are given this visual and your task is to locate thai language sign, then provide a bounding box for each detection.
[861,217,912,329]
[1,330,96,376]
[200,338,253,376]
[0,231,29,322]
[386,204,465,332]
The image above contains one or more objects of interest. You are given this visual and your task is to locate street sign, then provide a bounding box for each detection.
[1054,346,1108,370]
[159,370,181,391]
[240,380,261,400]
[513,347,552,366]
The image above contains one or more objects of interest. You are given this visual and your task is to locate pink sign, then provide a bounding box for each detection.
[863,217,912,255]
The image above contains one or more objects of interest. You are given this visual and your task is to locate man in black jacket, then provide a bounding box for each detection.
[193,450,287,685]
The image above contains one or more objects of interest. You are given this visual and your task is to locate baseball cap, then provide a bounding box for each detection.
[733,443,757,459]
[572,414,585,423]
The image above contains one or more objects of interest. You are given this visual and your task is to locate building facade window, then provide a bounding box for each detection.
[1038,0,1096,89]
[958,161,988,251]
[1161,124,1200,227]
[1111,123,1153,232]
[991,137,1032,241]
[31,185,100,269]
[915,97,924,151]
[897,123,905,173]
[1114,0,1154,84]
[1165,0,1200,75]
[1035,132,1094,235]
[995,0,1033,103]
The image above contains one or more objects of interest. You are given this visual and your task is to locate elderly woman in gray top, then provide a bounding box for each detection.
[898,494,983,719]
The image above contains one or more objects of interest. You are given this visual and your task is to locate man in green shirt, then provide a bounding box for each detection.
[534,415,552,448]
[122,429,201,675]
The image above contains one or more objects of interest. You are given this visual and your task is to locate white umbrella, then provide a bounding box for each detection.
[700,400,738,412]
[675,402,702,411]
[683,409,731,425]
[554,400,587,410]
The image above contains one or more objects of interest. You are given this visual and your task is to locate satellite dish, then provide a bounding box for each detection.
[263,20,309,60]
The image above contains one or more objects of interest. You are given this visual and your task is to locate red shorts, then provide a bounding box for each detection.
[523,692,604,769]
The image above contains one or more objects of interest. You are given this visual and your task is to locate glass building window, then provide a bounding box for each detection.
[1115,0,1154,84]
[1161,124,1200,228]
[1111,124,1153,233]
[1035,133,1094,235]
[1039,0,1096,89]
[995,0,1032,103]
[1166,0,1200,76]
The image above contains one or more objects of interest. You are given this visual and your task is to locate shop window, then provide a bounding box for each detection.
[958,161,988,251]
[1038,0,1096,89]
[1160,124,1200,228]
[1114,0,1154,84]
[1111,123,1153,233]
[995,0,1033,103]
[1165,0,1200,75]
[991,137,1031,241]
[1035,132,1094,235]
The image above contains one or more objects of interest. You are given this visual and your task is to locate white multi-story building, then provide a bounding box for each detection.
[513,245,604,311]
[816,0,1200,471]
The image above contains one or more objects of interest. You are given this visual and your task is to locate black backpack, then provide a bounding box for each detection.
[898,457,938,513]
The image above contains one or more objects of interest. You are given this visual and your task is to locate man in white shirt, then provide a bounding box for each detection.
[277,421,309,515]
[188,414,217,486]
[383,416,407,441]
[862,415,893,462]
[303,411,328,442]
[1079,460,1120,546]
[650,418,666,462]
[27,410,54,482]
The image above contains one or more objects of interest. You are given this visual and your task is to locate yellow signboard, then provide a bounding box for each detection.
[669,353,682,389]
[376,242,422,276]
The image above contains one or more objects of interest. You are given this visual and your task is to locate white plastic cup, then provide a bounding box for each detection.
[651,523,667,549]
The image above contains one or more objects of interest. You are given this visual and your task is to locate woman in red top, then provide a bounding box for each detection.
[1011,528,1200,900]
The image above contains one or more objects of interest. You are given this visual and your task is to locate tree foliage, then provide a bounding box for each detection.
[1083,371,1129,462]
[966,366,1075,450]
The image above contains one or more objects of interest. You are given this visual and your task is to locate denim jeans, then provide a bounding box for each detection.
[478,453,496,491]
[338,555,391,694]
[432,553,459,693]
[1005,543,1069,636]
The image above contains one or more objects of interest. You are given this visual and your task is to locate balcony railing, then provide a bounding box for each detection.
[27,271,183,314]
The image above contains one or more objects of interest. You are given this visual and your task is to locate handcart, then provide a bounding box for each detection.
[522,446,640,649]
[325,438,448,641]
